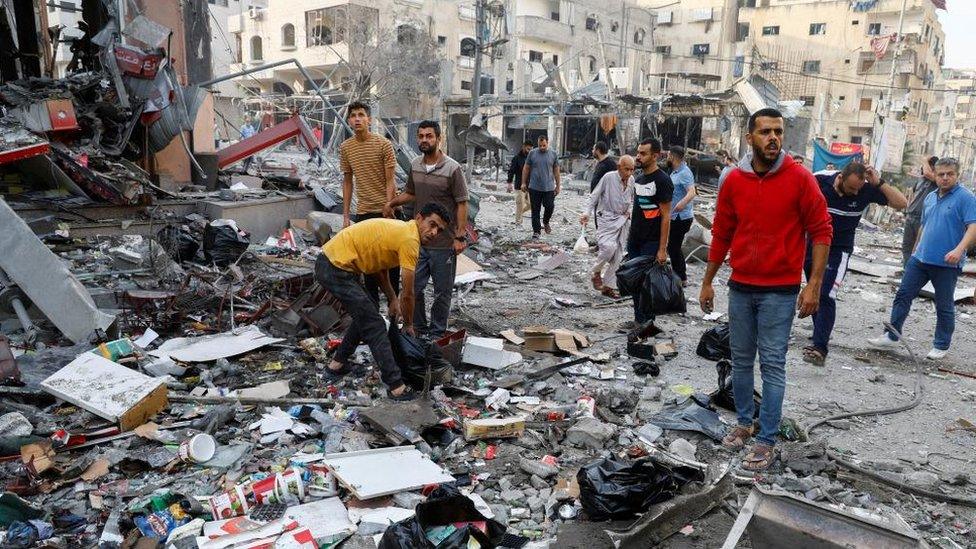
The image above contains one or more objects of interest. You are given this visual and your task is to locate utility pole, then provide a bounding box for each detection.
[464,0,484,188]
[873,0,908,170]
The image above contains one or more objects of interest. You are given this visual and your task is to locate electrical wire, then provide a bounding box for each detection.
[803,322,976,507]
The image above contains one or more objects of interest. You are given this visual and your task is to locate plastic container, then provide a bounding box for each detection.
[208,484,249,519]
[177,433,216,463]
[275,467,305,503]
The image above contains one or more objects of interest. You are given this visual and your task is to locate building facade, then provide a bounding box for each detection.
[942,69,976,181]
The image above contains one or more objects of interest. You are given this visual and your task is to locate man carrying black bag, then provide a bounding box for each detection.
[621,138,674,329]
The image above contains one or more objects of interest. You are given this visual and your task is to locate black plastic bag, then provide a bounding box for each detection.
[389,323,453,389]
[615,256,657,297]
[640,264,686,316]
[203,220,250,267]
[577,457,704,521]
[696,324,730,361]
[156,226,199,263]
[709,359,761,417]
[378,485,506,549]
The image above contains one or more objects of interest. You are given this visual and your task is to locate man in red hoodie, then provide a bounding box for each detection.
[699,108,833,472]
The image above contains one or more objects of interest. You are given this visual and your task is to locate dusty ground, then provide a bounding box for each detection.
[459,177,976,547]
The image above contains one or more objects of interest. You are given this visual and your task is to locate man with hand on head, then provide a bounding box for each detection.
[581,155,636,299]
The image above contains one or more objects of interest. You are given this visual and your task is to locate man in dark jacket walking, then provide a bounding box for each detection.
[507,141,532,225]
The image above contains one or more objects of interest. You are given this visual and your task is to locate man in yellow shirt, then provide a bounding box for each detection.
[316,202,450,399]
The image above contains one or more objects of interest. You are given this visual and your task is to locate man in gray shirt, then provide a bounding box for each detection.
[386,120,469,337]
[902,156,939,265]
[521,135,561,238]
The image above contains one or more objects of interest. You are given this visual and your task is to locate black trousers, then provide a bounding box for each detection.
[314,255,402,387]
[353,212,400,305]
[528,189,555,234]
[667,217,694,282]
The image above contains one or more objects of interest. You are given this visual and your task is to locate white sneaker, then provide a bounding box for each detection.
[868,335,899,350]
[926,348,948,360]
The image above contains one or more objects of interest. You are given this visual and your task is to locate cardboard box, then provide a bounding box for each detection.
[463,417,525,441]
[522,326,558,352]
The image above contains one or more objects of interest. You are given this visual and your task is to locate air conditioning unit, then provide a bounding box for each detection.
[248,7,263,20]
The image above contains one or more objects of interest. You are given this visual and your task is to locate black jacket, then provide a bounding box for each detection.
[507,151,528,187]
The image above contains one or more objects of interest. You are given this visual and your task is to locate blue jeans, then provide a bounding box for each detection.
[885,257,960,350]
[626,240,660,324]
[414,247,457,337]
[803,247,851,355]
[728,288,796,446]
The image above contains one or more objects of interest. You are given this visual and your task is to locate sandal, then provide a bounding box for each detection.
[601,287,620,299]
[323,361,355,380]
[591,272,604,291]
[802,346,826,366]
[741,443,777,472]
[390,385,417,402]
[722,424,755,449]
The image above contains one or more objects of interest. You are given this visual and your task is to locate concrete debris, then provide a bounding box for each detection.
[566,417,615,449]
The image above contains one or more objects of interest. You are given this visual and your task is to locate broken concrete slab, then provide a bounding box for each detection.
[0,197,115,344]
[40,352,168,431]
[149,325,284,362]
[566,417,615,450]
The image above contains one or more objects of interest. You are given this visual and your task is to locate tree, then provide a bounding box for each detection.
[342,18,444,119]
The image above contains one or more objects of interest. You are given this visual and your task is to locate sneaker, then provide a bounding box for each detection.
[868,335,899,350]
[544,224,552,234]
[532,232,541,239]
[926,348,948,360]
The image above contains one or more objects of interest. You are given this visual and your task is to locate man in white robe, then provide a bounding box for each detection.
[580,155,636,298]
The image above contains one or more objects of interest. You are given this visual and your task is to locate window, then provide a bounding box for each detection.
[867,23,882,35]
[851,19,859,25]
[802,60,821,73]
[586,16,598,31]
[860,98,873,111]
[506,80,513,93]
[305,5,376,47]
[397,24,419,45]
[529,50,543,63]
[762,25,779,36]
[838,95,845,101]
[809,23,826,35]
[634,28,646,45]
[844,58,851,64]
[739,0,757,7]
[692,43,710,56]
[549,0,560,21]
[281,24,295,48]
[850,136,863,144]
[461,80,471,90]
[209,0,229,5]
[250,36,263,61]
[611,21,619,32]
[552,54,559,65]
[760,61,778,70]
[736,23,749,41]
[588,56,597,73]
[655,45,671,55]
[234,33,242,63]
[437,35,446,45]
[460,37,477,57]
[799,96,815,107]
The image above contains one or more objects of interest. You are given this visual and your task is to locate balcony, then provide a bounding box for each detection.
[457,56,475,70]
[514,15,574,46]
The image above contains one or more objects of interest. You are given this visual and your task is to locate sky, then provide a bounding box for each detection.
[938,4,976,69]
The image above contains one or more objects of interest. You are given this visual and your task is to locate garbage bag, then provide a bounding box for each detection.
[577,457,703,521]
[573,227,589,254]
[156,226,199,263]
[639,264,686,316]
[709,359,760,417]
[696,324,731,361]
[378,484,506,549]
[614,256,657,297]
[202,219,250,267]
[389,323,453,390]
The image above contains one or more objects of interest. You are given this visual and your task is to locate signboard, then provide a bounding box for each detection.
[872,119,907,173]
[829,142,864,155]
